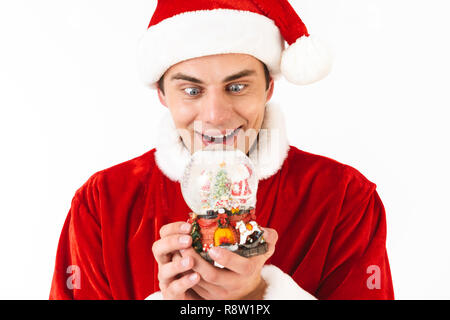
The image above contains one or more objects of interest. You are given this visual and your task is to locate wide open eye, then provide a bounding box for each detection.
[228,83,246,93]
[184,87,201,96]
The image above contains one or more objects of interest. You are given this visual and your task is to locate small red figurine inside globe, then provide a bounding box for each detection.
[181,149,268,264]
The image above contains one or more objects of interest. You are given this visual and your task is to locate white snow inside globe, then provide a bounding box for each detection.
[181,149,258,215]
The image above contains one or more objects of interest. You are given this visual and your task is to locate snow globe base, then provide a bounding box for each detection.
[200,242,268,263]
[188,208,268,266]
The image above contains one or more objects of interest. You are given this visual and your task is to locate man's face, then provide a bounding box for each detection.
[157,53,274,155]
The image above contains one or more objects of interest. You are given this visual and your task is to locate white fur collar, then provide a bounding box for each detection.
[154,102,290,182]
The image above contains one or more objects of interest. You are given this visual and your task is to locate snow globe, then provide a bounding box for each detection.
[181,149,268,264]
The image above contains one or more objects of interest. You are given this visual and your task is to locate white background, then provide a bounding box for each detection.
[0,0,449,299]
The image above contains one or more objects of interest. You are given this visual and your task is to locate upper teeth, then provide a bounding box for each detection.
[203,128,239,141]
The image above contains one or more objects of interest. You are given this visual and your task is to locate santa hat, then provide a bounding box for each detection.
[136,0,332,89]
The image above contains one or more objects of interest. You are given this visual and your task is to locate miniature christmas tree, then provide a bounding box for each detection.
[210,164,231,210]
[214,168,230,197]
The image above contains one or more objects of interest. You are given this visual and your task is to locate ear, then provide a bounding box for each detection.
[265,77,274,103]
[157,85,168,108]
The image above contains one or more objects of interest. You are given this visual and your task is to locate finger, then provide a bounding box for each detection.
[165,272,200,299]
[159,255,194,286]
[152,234,192,264]
[159,251,183,291]
[260,227,278,258]
[206,247,257,275]
[191,282,217,300]
[173,251,183,266]
[160,221,192,238]
[192,279,231,300]
[185,288,204,300]
[180,247,237,286]
[172,251,188,279]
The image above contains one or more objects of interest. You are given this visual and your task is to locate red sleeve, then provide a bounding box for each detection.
[315,169,394,300]
[49,173,113,300]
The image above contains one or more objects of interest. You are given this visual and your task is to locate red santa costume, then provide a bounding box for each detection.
[49,0,394,300]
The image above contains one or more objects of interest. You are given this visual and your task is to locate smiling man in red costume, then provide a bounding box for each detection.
[49,0,394,300]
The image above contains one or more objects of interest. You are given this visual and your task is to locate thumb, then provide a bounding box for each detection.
[261,227,278,257]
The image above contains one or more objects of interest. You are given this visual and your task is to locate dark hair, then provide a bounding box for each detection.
[158,61,271,95]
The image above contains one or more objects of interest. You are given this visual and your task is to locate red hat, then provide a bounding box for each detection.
[137,0,332,89]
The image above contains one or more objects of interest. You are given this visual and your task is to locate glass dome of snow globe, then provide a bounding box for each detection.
[180,149,258,215]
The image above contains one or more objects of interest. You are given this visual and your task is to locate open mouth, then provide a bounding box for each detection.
[198,126,242,146]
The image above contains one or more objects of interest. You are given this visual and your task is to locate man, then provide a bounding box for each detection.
[49,0,394,300]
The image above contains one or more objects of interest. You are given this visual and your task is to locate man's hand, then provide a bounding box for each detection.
[152,222,202,299]
[180,227,278,300]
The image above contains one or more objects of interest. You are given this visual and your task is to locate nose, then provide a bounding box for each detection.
[198,88,233,129]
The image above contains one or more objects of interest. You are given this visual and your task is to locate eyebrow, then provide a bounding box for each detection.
[170,69,257,84]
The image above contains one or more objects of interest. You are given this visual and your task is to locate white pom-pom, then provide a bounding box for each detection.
[280,35,333,85]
